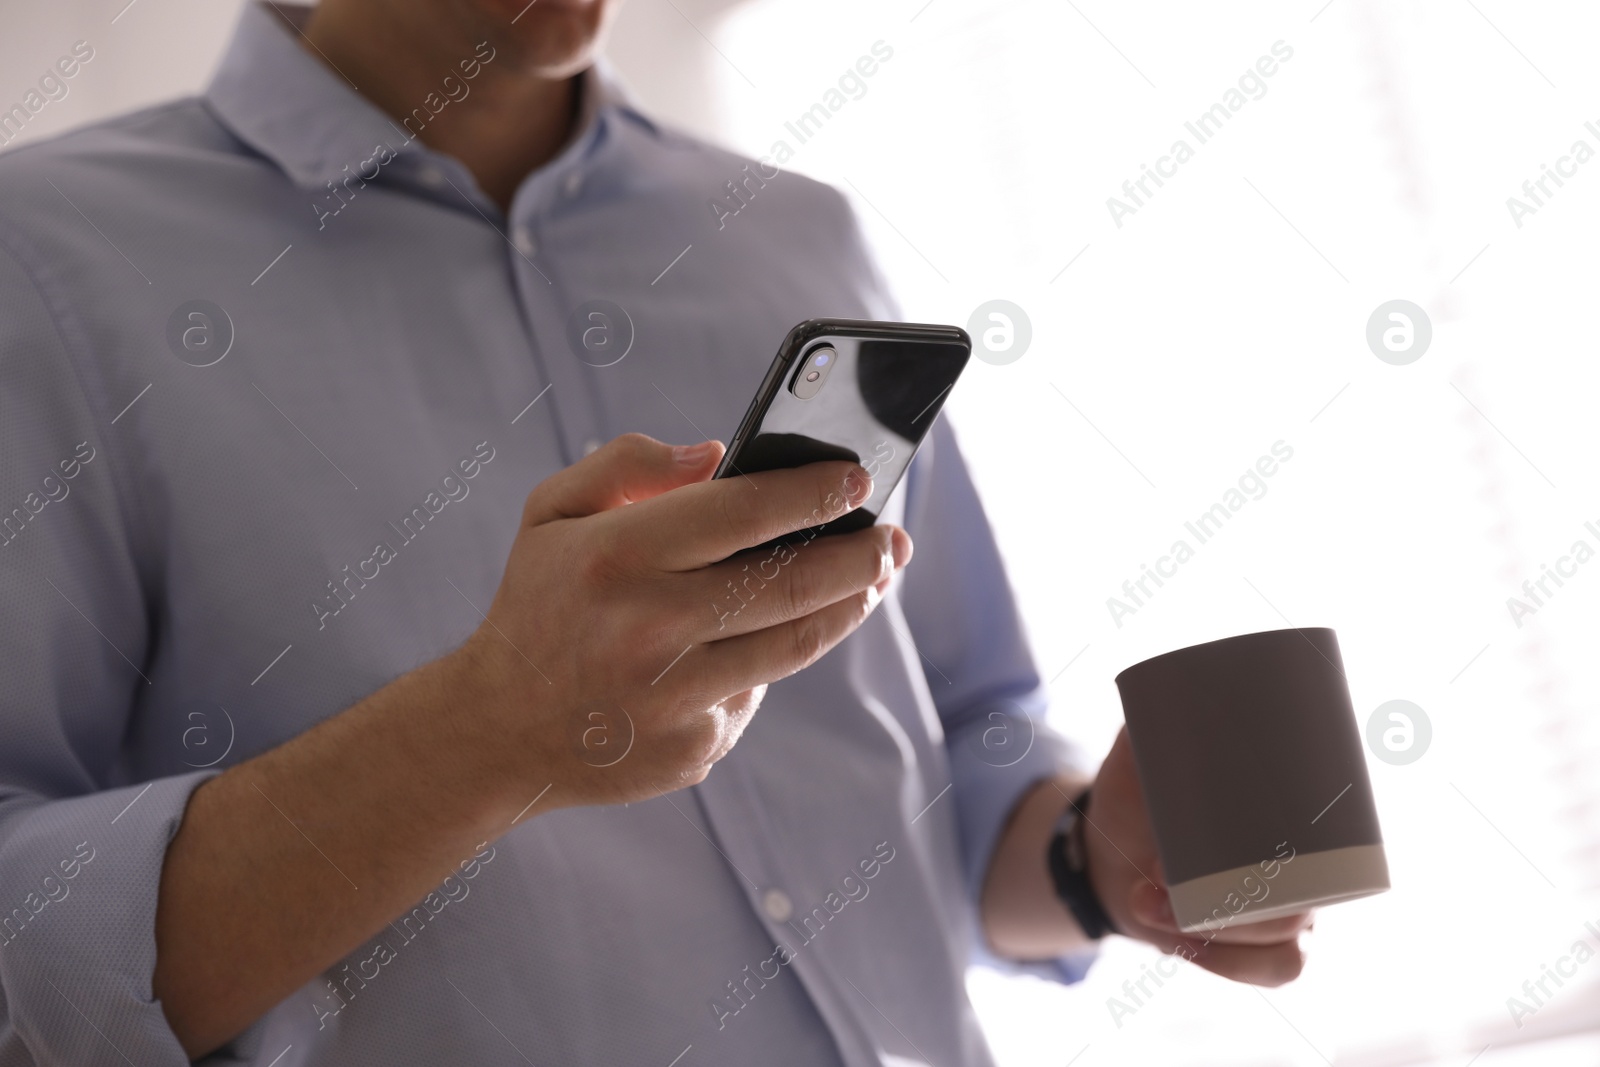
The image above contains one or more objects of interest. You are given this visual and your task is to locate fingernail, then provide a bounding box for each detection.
[844,468,873,506]
[1132,884,1174,926]
[890,528,912,569]
[674,441,716,465]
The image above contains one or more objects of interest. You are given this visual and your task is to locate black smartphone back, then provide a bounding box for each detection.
[714,319,971,541]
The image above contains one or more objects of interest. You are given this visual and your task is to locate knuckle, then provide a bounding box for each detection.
[611,431,658,457]
[611,533,651,581]
[574,534,630,589]
[713,482,758,541]
[787,613,832,670]
[573,544,609,586]
[682,734,721,772]
[668,710,722,770]
[778,558,824,619]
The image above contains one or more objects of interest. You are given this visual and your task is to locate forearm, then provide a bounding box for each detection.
[149,438,901,1056]
[152,643,517,1057]
[979,772,1096,959]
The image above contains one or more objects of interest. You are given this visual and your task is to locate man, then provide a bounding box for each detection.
[0,1,1311,1063]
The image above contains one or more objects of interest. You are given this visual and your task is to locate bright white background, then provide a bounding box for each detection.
[5,2,1598,1065]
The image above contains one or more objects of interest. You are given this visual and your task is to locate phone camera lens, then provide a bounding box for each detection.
[792,344,837,399]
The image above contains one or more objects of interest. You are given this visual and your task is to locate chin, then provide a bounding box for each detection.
[471,0,618,76]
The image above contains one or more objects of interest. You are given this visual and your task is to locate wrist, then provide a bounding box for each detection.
[980,773,1097,958]
[416,634,548,830]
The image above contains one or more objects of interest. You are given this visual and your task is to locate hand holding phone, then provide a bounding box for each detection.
[715,319,972,546]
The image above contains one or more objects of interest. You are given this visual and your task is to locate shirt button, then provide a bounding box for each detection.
[563,171,584,197]
[582,438,601,456]
[513,226,537,257]
[417,165,446,189]
[761,888,793,923]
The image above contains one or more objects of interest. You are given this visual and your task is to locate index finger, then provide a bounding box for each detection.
[619,460,874,570]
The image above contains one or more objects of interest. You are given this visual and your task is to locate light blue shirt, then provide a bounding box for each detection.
[0,5,1088,1065]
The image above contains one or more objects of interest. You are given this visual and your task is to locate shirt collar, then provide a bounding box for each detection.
[202,1,653,194]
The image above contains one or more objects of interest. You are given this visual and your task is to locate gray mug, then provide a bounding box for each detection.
[1114,627,1389,933]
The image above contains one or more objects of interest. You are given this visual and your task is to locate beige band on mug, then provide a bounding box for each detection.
[1167,844,1391,934]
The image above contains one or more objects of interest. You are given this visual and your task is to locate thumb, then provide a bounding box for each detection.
[523,433,724,527]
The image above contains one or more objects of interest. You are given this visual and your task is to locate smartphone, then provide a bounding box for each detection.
[714,318,971,544]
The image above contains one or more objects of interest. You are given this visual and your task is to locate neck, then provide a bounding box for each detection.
[300,3,578,212]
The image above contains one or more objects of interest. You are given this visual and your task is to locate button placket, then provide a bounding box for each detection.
[504,202,606,468]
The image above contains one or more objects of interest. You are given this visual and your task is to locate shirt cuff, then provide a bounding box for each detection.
[0,772,216,1066]
[945,713,1101,984]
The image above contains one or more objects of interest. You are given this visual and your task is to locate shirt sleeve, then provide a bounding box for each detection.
[896,415,1100,983]
[0,232,209,1066]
